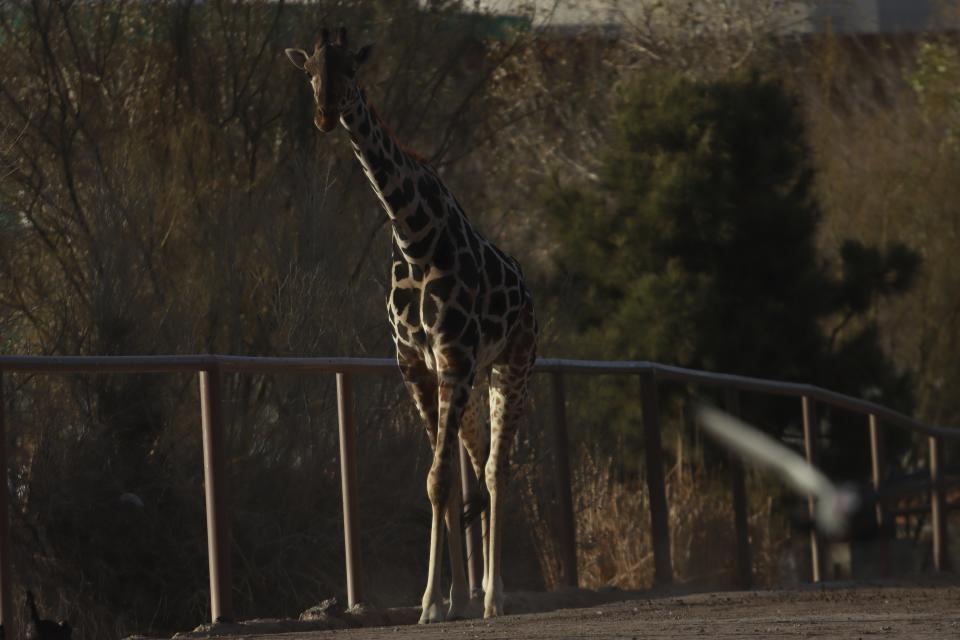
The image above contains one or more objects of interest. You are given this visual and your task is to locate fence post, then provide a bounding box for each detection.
[459,440,483,596]
[549,372,578,588]
[0,375,14,640]
[640,370,672,586]
[336,372,364,607]
[801,395,823,583]
[868,414,890,577]
[929,435,950,572]
[199,364,234,623]
[724,388,752,589]
[868,415,884,525]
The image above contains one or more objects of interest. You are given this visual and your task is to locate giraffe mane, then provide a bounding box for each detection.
[367,99,426,164]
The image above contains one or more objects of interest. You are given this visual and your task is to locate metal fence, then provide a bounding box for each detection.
[0,354,955,637]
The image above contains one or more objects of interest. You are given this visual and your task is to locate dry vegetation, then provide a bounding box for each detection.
[799,34,960,431]
[0,1,956,637]
[571,452,786,590]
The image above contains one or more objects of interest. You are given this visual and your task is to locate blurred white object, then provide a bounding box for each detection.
[119,492,145,509]
[695,403,860,537]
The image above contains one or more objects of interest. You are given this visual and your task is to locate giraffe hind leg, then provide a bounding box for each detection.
[483,378,517,618]
[459,380,489,529]
[460,486,488,531]
[484,321,536,618]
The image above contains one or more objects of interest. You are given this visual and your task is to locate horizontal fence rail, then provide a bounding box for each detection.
[0,354,956,634]
[0,355,953,436]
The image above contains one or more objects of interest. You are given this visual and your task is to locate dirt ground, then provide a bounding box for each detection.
[170,582,960,640]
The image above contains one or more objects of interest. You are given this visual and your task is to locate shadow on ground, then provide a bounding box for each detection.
[122,586,658,639]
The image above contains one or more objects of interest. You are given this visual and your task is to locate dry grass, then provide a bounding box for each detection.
[521,446,789,592]
[577,451,788,589]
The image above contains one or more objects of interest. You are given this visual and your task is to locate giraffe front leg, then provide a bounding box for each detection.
[481,506,491,604]
[396,351,447,623]
[458,383,490,606]
[484,389,509,619]
[420,375,474,624]
[443,457,471,620]
[420,497,446,623]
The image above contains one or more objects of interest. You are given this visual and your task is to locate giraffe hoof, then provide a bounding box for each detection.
[419,602,445,624]
[483,603,504,619]
[469,589,485,615]
[449,597,483,621]
[483,591,505,618]
[446,601,468,621]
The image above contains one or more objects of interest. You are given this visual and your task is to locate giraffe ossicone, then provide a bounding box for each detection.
[286,28,538,623]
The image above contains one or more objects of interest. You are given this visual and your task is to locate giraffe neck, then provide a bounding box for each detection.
[340,90,448,262]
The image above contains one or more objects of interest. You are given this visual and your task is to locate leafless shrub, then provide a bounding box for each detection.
[797,33,960,431]
[0,0,533,634]
[609,0,805,74]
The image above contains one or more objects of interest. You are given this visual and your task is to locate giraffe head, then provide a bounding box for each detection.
[285,27,372,133]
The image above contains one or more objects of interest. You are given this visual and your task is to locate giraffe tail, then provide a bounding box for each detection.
[461,484,489,530]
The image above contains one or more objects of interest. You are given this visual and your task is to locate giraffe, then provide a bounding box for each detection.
[285,28,538,623]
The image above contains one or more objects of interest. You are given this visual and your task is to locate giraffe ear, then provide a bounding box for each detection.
[355,44,373,66]
[285,48,309,71]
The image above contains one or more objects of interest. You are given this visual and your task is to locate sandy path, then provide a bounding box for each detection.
[214,585,960,640]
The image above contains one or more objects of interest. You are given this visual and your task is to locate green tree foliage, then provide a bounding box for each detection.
[541,74,917,454]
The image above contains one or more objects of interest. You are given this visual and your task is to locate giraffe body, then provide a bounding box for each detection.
[286,29,537,622]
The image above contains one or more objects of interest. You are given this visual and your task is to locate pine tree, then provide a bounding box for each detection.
[542,73,917,470]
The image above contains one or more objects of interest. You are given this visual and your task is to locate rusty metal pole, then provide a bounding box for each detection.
[0,376,14,640]
[868,415,884,525]
[724,388,752,589]
[929,435,950,572]
[199,364,234,623]
[868,414,890,577]
[459,440,483,596]
[640,371,673,586]
[550,372,578,588]
[336,372,364,607]
[801,396,823,583]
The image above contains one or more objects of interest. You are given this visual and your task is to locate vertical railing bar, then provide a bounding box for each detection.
[336,372,364,608]
[801,395,822,583]
[549,372,578,588]
[929,435,949,572]
[459,440,483,596]
[199,364,234,623]
[0,374,14,640]
[868,414,890,577]
[640,370,673,586]
[868,414,884,525]
[723,388,752,589]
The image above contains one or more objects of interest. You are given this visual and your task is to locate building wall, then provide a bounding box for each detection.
[808,0,950,33]
[470,0,956,34]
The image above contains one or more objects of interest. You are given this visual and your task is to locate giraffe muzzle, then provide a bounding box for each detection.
[315,109,339,132]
